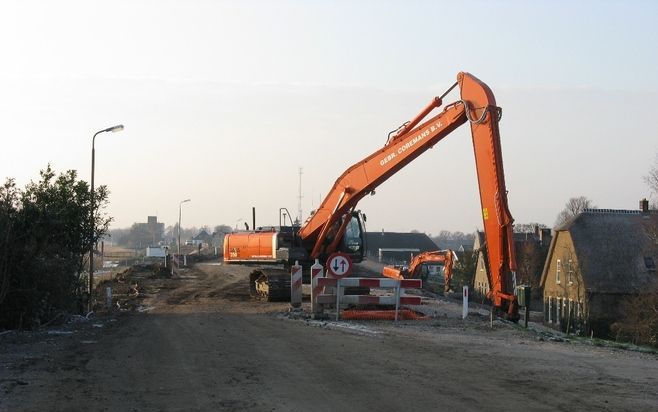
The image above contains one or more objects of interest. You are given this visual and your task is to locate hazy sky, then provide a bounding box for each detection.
[1,0,657,236]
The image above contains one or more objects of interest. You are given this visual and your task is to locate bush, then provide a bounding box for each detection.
[611,290,658,347]
[0,166,110,329]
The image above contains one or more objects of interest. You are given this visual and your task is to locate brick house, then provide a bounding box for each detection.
[540,206,658,336]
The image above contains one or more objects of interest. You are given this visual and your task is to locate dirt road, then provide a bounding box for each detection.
[2,262,657,411]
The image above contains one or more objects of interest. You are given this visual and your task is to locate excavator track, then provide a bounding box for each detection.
[249,269,291,302]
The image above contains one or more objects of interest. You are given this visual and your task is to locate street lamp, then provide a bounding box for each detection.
[178,199,191,256]
[89,124,123,311]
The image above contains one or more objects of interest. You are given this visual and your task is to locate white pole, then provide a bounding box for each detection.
[394,283,401,322]
[106,287,112,309]
[335,279,341,321]
[462,285,469,319]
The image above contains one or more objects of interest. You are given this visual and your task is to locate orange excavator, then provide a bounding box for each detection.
[382,250,458,294]
[224,71,519,319]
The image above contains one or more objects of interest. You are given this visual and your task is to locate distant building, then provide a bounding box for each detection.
[540,205,658,337]
[134,216,165,246]
[364,231,438,264]
[146,246,167,258]
[192,230,212,245]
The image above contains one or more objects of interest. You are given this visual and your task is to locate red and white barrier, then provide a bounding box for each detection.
[315,277,422,321]
[290,261,302,308]
[310,259,324,314]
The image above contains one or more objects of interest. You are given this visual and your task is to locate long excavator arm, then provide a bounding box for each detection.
[298,72,518,318]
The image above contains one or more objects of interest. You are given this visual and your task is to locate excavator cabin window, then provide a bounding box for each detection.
[341,215,364,256]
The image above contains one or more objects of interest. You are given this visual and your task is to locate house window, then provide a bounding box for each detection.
[556,259,561,284]
[645,257,656,271]
[556,298,561,325]
[564,299,568,324]
[568,259,574,284]
[547,297,553,323]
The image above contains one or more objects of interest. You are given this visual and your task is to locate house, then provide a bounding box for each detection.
[133,216,165,246]
[364,231,438,264]
[540,205,658,336]
[473,226,551,303]
[190,230,212,246]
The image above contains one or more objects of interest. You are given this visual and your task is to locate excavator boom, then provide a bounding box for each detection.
[226,72,518,317]
[298,72,518,318]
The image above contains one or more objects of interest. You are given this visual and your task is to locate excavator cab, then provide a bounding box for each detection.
[338,212,365,262]
[313,211,366,265]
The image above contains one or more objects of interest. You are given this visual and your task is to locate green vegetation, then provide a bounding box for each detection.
[0,166,110,329]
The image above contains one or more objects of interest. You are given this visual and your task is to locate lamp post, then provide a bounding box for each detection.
[178,199,191,256]
[89,124,124,311]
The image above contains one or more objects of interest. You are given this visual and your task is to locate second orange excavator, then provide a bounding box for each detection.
[382,250,458,294]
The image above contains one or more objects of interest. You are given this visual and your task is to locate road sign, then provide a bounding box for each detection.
[326,252,352,278]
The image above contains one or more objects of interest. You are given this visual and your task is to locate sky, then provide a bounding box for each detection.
[1,0,657,236]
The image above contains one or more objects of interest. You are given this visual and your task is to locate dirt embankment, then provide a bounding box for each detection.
[1,262,657,412]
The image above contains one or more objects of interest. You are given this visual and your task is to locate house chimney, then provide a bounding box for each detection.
[640,198,649,213]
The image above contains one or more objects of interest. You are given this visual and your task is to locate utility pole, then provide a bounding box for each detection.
[298,167,303,224]
[178,199,191,256]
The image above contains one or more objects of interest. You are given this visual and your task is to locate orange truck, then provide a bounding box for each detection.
[224,72,519,320]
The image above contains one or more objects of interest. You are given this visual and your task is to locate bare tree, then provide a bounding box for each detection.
[214,225,232,235]
[516,240,542,292]
[556,247,589,335]
[554,196,594,228]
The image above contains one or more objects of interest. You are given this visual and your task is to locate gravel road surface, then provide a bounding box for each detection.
[1,262,657,411]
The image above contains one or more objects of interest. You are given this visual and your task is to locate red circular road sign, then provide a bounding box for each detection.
[326,252,353,279]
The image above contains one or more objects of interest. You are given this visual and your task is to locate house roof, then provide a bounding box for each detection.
[365,232,438,254]
[543,209,658,294]
[193,230,212,241]
[473,231,485,250]
[458,244,473,252]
